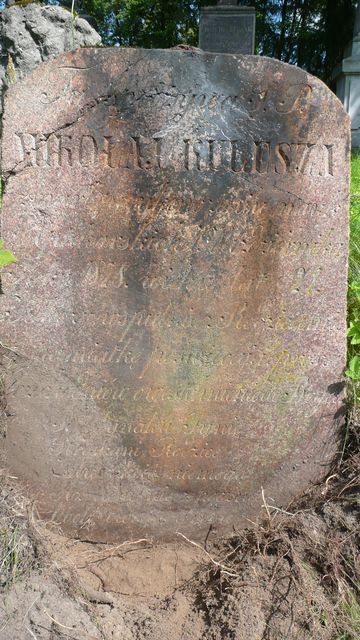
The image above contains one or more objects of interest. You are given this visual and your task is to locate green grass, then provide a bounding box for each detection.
[335,589,360,640]
[340,157,360,639]
[0,179,16,269]
[347,156,360,398]
[349,155,360,324]
[0,527,23,589]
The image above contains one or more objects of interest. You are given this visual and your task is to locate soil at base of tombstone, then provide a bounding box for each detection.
[0,420,358,640]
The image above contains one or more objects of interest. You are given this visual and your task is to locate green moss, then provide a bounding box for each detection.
[10,0,42,7]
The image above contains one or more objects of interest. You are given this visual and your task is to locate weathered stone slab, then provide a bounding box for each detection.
[1,49,350,542]
[199,3,256,54]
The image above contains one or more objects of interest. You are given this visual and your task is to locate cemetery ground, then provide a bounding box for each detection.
[0,166,358,640]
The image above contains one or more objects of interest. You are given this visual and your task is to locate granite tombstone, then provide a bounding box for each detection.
[199,0,256,55]
[0,48,350,542]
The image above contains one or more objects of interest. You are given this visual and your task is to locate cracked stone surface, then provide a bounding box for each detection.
[0,48,350,543]
[0,4,101,115]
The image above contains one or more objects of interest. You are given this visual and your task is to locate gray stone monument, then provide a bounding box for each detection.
[0,4,101,116]
[199,0,256,55]
[333,2,360,147]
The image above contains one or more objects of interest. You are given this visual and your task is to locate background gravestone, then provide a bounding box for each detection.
[199,0,256,54]
[0,48,350,542]
[333,1,360,148]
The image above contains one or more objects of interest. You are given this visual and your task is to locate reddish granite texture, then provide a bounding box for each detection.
[0,48,350,541]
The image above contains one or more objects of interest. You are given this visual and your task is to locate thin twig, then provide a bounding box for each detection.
[44,609,74,630]
[266,505,296,517]
[261,487,272,522]
[176,532,239,578]
[78,538,152,568]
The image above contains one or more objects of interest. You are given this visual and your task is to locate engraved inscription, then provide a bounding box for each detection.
[14,132,335,177]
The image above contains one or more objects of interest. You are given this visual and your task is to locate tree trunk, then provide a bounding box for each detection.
[277,0,289,60]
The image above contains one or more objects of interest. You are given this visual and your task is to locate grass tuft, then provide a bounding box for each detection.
[335,587,360,639]
[347,155,360,403]
[0,477,36,591]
